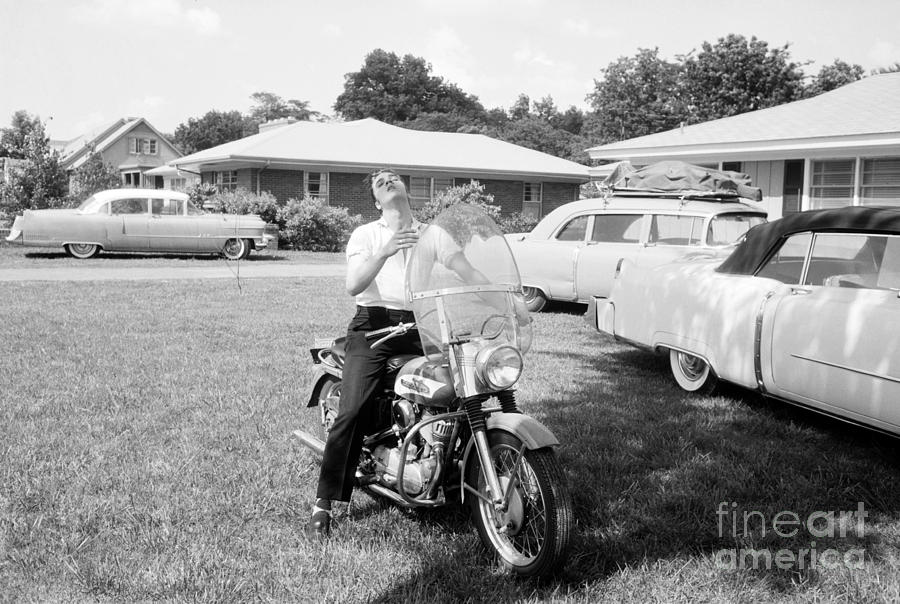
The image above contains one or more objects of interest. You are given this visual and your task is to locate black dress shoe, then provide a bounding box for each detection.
[305,510,331,538]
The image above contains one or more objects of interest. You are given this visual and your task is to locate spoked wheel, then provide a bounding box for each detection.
[522,287,547,312]
[669,349,718,394]
[311,375,341,442]
[222,238,251,260]
[65,243,100,259]
[466,431,572,577]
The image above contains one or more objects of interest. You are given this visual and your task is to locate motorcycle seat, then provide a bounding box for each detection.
[329,337,418,372]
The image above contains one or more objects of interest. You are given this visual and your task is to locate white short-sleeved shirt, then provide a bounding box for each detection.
[346,218,459,310]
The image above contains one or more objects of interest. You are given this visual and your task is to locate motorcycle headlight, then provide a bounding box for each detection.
[475,344,523,390]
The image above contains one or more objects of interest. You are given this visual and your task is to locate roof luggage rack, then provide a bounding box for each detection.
[600,160,763,203]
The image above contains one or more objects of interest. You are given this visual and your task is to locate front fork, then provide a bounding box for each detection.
[463,394,522,516]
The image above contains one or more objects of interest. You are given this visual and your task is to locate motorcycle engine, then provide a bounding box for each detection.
[369,405,452,496]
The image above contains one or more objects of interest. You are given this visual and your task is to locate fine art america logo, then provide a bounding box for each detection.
[715,501,867,570]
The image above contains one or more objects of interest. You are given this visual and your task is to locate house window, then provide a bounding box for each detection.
[810,160,855,209]
[122,171,142,187]
[861,158,900,208]
[129,137,158,155]
[305,172,329,202]
[523,182,542,218]
[169,177,186,189]
[721,161,742,172]
[409,176,455,209]
[212,170,238,191]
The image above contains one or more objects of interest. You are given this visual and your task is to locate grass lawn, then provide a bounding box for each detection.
[2,271,899,603]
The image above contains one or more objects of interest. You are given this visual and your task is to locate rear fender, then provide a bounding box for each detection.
[460,412,560,503]
[307,368,341,407]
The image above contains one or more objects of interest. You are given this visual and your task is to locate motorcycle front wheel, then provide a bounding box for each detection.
[466,431,572,577]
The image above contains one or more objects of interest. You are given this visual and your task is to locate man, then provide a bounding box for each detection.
[306,169,426,537]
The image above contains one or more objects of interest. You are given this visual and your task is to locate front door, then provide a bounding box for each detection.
[782,159,804,215]
[574,213,645,299]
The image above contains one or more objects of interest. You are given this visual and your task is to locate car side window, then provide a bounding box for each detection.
[814,233,900,289]
[110,198,148,215]
[186,200,204,215]
[152,199,182,216]
[555,215,588,241]
[756,233,812,283]
[649,215,703,246]
[590,214,642,243]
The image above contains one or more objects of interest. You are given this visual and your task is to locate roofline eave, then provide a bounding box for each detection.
[588,132,900,163]
[171,155,590,182]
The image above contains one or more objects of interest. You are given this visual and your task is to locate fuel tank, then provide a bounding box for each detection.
[394,356,455,407]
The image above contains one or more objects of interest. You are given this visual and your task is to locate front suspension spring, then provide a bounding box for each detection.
[497,390,519,414]
[462,394,491,433]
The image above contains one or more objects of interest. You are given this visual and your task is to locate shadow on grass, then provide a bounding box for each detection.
[363,343,900,600]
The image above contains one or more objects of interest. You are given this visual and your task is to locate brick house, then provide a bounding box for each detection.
[586,73,900,220]
[169,118,590,221]
[56,117,186,189]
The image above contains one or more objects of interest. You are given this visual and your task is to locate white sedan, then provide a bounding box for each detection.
[587,206,900,436]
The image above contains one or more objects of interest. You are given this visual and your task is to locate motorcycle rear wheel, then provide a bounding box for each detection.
[466,431,572,577]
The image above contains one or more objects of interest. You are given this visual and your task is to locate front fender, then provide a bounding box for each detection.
[460,412,560,503]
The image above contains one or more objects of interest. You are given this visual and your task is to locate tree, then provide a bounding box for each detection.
[508,94,532,121]
[334,49,485,123]
[68,152,121,201]
[805,60,865,97]
[0,116,67,216]
[247,91,320,127]
[586,47,684,144]
[173,110,248,154]
[0,110,44,159]
[681,34,805,122]
[872,62,900,75]
[496,117,591,164]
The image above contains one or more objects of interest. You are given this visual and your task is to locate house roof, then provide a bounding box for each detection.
[171,118,590,181]
[587,72,900,162]
[59,117,179,170]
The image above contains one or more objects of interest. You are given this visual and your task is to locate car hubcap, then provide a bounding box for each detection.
[678,353,707,381]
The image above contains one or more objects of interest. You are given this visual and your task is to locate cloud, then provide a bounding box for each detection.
[867,40,899,68]
[424,26,474,89]
[72,0,222,36]
[513,47,556,69]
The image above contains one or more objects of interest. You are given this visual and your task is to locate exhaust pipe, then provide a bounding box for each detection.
[293,429,325,456]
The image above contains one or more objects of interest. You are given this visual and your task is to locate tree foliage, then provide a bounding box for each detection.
[0,115,68,218]
[681,34,806,122]
[68,152,121,201]
[247,92,320,129]
[0,110,45,159]
[173,110,249,155]
[805,60,865,97]
[586,48,684,144]
[334,49,485,123]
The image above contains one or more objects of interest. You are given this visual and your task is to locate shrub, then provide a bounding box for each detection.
[414,181,500,224]
[186,182,218,208]
[499,211,540,234]
[277,196,361,252]
[205,187,280,224]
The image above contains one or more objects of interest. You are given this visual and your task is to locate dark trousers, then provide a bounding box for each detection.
[316,306,421,502]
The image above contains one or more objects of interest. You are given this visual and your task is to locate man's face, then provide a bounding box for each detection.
[371,170,408,208]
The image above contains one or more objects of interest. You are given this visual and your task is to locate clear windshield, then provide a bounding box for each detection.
[406,205,532,358]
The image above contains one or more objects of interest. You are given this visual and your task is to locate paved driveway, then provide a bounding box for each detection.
[0,261,346,282]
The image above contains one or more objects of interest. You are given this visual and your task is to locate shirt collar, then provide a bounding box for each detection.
[377,216,423,231]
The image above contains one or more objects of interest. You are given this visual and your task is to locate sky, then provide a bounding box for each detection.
[1,0,899,142]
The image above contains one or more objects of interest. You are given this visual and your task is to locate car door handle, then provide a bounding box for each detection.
[790,287,812,296]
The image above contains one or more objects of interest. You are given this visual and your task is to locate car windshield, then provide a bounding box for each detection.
[707,213,767,246]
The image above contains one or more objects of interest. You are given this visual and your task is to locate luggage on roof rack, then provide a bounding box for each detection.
[601,160,763,202]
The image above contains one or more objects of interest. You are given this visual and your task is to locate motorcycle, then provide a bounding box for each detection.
[294,205,572,577]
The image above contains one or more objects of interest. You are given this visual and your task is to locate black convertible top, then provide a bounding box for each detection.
[717,205,900,275]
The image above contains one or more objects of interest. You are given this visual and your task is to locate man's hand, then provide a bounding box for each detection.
[379,228,419,259]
